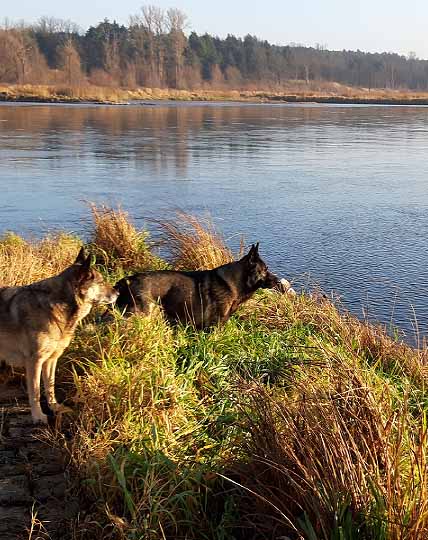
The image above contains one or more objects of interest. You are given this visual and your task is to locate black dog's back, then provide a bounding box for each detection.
[113,245,283,328]
[114,271,201,318]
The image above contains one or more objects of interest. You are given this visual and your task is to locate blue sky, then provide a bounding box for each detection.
[5,0,428,59]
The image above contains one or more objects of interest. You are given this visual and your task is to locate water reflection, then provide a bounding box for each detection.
[0,102,428,341]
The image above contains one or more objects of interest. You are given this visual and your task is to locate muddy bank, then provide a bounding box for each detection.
[0,380,76,540]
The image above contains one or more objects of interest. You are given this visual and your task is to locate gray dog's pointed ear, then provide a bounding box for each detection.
[75,254,92,283]
[74,247,86,265]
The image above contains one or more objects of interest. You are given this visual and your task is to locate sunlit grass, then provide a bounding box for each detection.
[0,231,81,286]
[3,82,428,105]
[0,83,130,103]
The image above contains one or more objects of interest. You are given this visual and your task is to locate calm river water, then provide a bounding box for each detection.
[1,101,427,341]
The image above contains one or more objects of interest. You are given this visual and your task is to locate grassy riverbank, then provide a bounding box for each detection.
[2,82,428,105]
[1,207,428,539]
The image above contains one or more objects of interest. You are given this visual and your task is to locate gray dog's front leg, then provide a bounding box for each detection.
[26,358,48,424]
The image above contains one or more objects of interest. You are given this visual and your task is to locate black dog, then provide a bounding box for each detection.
[113,243,285,329]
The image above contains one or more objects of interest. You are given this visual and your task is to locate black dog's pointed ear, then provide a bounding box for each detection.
[74,247,86,265]
[82,254,92,271]
[247,242,260,261]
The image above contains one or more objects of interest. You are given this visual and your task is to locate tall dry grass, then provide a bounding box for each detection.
[154,211,241,270]
[234,359,428,539]
[0,83,129,103]
[3,82,428,105]
[89,204,166,275]
[0,232,81,286]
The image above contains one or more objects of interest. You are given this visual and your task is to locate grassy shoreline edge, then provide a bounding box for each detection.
[2,207,428,540]
[3,83,428,106]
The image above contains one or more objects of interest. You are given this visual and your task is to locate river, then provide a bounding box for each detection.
[1,101,427,341]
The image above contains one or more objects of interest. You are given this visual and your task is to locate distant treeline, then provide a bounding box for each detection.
[1,6,428,90]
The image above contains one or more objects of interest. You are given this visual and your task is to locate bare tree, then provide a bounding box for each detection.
[0,29,48,84]
[166,8,188,88]
[0,30,20,81]
[36,17,80,35]
[1,18,12,30]
[151,6,167,86]
[104,38,121,85]
[57,38,83,85]
[15,34,30,83]
[139,5,158,84]
[129,5,167,86]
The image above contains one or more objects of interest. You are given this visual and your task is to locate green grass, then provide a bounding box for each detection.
[63,290,428,539]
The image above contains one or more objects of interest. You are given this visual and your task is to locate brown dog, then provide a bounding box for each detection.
[113,243,286,329]
[0,248,118,423]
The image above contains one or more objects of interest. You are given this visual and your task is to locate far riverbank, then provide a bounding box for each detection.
[2,83,428,105]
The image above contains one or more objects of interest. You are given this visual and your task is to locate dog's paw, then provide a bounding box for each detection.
[50,403,73,414]
[32,412,48,425]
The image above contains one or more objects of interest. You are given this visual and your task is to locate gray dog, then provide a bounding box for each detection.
[0,248,118,423]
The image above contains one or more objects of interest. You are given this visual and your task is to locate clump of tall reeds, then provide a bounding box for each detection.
[54,84,127,102]
[154,211,241,270]
[0,84,129,103]
[233,356,428,539]
[0,231,81,286]
[89,204,167,275]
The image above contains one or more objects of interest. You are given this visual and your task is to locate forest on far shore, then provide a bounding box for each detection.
[1,5,428,91]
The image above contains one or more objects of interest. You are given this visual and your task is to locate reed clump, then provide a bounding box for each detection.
[89,204,167,276]
[3,82,428,105]
[234,360,428,539]
[154,211,240,270]
[0,83,129,103]
[0,232,81,286]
